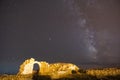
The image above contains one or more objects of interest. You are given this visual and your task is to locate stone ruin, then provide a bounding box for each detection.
[18,58,49,75]
[18,58,79,77]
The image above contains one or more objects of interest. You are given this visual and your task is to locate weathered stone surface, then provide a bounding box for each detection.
[18,58,79,78]
[18,58,41,75]
[49,63,79,74]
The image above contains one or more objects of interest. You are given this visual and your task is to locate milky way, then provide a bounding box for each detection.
[0,0,120,73]
[63,0,98,62]
[63,0,120,64]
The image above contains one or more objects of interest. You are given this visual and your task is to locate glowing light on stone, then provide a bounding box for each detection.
[18,58,79,79]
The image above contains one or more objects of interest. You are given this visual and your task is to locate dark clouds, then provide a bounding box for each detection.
[0,0,120,73]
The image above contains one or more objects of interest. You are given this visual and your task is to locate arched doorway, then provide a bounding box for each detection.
[33,63,40,74]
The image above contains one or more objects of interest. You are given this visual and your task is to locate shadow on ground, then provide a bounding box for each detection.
[32,70,51,80]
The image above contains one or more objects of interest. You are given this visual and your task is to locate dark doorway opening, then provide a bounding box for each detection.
[33,63,39,74]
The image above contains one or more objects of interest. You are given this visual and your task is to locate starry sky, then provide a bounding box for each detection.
[0,0,120,73]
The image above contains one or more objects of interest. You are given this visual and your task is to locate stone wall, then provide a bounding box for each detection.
[40,62,50,75]
[18,58,79,76]
[18,58,41,75]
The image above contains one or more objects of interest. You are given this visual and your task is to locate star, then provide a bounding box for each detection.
[49,37,52,41]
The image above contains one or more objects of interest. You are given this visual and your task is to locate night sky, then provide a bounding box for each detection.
[0,0,120,73]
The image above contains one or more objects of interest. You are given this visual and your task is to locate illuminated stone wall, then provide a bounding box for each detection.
[18,58,79,76]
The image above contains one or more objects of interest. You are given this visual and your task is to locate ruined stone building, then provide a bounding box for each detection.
[18,58,79,77]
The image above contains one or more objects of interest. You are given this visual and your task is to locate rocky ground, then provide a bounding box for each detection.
[0,74,120,80]
[0,68,120,80]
